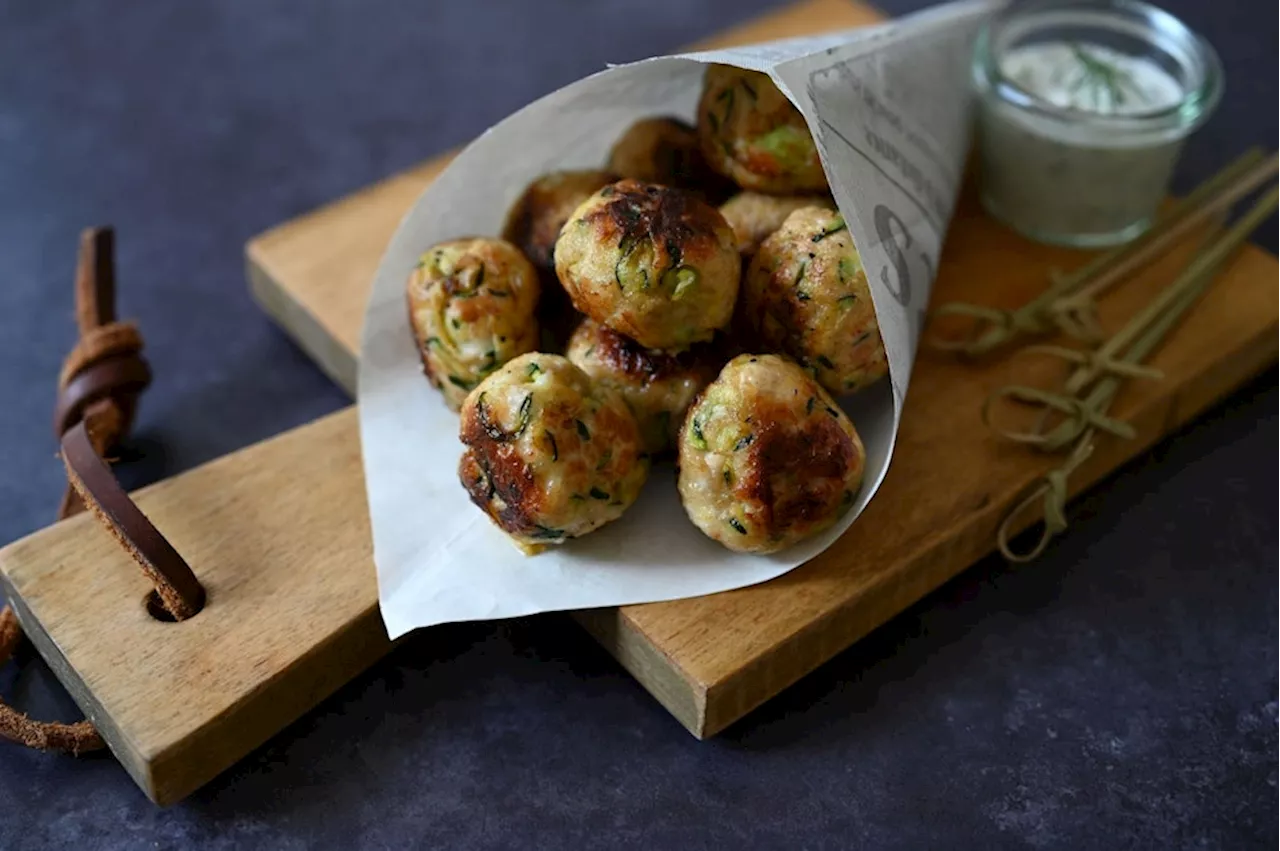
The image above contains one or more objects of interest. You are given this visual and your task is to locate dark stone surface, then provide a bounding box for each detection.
[0,0,1275,847]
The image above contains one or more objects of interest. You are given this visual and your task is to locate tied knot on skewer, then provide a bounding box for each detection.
[983,384,1136,450]
[1045,291,1106,343]
[925,300,1055,355]
[930,147,1278,563]
[997,431,1096,564]
[979,168,1278,561]
[982,344,1164,451]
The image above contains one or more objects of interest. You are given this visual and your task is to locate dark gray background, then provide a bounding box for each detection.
[1,1,1275,848]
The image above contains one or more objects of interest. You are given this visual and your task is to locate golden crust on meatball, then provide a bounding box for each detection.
[742,206,888,396]
[553,179,740,352]
[566,317,721,455]
[607,116,736,203]
[676,354,865,554]
[719,191,829,257]
[696,65,827,195]
[458,353,649,554]
[406,237,541,411]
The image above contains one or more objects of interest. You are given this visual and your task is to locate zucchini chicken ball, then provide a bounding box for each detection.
[742,206,888,395]
[502,169,619,272]
[406,237,541,411]
[677,354,866,554]
[566,317,721,455]
[501,169,619,348]
[696,64,827,195]
[458,353,649,554]
[553,179,740,351]
[719,191,829,257]
[606,116,735,202]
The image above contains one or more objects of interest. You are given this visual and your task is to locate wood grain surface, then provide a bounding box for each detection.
[3,0,1276,807]
[0,409,381,805]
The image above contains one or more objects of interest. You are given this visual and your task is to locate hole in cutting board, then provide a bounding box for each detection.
[143,590,178,623]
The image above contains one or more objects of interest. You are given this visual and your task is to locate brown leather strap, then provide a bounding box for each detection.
[1,226,206,755]
[61,420,206,619]
[53,355,152,440]
[0,607,101,754]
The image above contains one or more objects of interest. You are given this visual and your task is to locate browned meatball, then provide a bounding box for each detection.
[458,353,649,554]
[742,206,888,395]
[566,317,721,455]
[607,116,735,202]
[502,169,619,270]
[501,169,618,349]
[696,65,827,195]
[553,179,740,351]
[406,237,541,411]
[676,354,866,554]
[719,191,830,257]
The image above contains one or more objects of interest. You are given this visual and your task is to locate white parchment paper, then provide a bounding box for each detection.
[357,0,1003,640]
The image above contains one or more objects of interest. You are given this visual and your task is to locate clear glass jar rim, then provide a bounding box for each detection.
[974,0,1224,133]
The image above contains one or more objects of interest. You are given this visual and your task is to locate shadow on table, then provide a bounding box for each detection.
[144,368,1275,841]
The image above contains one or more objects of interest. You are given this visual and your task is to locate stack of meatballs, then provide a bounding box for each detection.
[405,65,887,557]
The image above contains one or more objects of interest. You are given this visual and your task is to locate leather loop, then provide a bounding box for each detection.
[2,225,205,755]
[0,606,101,754]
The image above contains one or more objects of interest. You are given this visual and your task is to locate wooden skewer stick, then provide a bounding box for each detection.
[985,184,1279,452]
[1049,152,1280,340]
[927,147,1270,355]
[995,184,1280,560]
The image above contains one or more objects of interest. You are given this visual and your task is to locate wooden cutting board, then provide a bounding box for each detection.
[2,0,1276,808]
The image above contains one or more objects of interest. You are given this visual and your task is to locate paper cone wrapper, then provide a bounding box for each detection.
[356,0,1003,639]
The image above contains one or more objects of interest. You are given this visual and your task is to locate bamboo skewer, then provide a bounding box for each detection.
[927,147,1272,356]
[1049,153,1280,341]
[985,184,1279,452]
[992,184,1279,561]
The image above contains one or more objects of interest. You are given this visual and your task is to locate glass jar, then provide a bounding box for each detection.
[971,0,1223,248]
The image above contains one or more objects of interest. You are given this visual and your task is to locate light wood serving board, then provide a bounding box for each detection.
[2,0,1276,808]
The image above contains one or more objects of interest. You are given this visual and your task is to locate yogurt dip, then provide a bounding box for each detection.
[971,2,1223,247]
[1001,42,1184,115]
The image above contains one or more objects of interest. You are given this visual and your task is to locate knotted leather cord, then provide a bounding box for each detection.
[1,227,206,755]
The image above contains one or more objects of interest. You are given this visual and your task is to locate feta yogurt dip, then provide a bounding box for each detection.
[971,1,1223,247]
